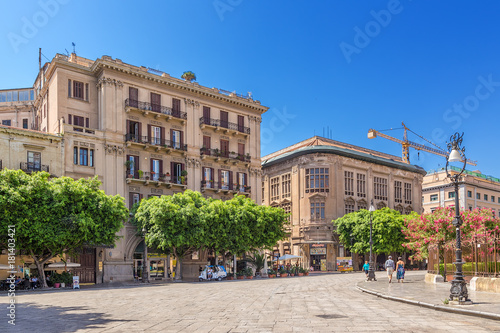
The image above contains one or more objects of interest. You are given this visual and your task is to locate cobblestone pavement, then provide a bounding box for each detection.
[1,271,500,332]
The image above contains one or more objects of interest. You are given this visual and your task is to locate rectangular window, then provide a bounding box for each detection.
[484,194,488,201]
[203,167,214,188]
[73,147,78,164]
[310,202,325,220]
[79,148,88,166]
[281,174,291,198]
[448,192,455,199]
[373,177,388,201]
[89,149,94,167]
[467,190,472,198]
[492,196,495,203]
[203,136,211,154]
[151,126,161,145]
[129,87,138,107]
[356,173,366,197]
[172,130,181,149]
[151,159,161,181]
[271,176,280,202]
[476,193,480,199]
[394,181,402,203]
[2,120,11,126]
[151,92,161,112]
[237,115,245,132]
[238,143,245,159]
[68,79,71,97]
[305,168,329,193]
[73,81,84,99]
[344,171,354,196]
[22,118,28,129]
[220,139,229,157]
[85,83,89,101]
[73,115,85,131]
[130,193,141,208]
[203,106,210,124]
[172,98,181,117]
[345,201,355,214]
[220,110,229,128]
[430,194,438,202]
[220,170,230,190]
[27,151,41,171]
[404,183,412,204]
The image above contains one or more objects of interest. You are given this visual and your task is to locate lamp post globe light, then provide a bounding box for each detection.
[445,132,471,304]
[367,200,376,281]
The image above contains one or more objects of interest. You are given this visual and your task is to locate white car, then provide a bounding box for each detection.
[198,265,227,281]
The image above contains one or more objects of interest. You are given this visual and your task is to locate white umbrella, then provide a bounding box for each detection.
[278,254,301,261]
[46,262,81,270]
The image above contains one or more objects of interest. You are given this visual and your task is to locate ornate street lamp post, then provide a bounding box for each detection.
[445,132,470,303]
[367,200,376,281]
[142,228,149,283]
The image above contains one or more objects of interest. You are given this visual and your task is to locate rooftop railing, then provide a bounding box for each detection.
[125,98,187,120]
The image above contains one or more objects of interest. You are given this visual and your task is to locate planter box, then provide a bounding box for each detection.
[268,274,275,278]
[305,272,309,276]
[298,273,304,276]
[54,283,60,288]
[281,273,288,277]
[237,276,245,280]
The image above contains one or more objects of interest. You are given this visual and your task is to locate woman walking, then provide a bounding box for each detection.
[396,257,405,283]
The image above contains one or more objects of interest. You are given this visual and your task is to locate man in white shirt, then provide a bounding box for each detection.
[384,256,395,283]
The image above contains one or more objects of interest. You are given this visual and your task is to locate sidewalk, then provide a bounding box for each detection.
[357,270,500,321]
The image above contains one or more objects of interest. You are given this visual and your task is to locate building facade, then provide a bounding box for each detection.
[0,87,36,129]
[27,53,267,282]
[261,137,426,271]
[422,166,500,216]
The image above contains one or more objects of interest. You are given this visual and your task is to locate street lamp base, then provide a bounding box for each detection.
[449,279,470,303]
[367,270,377,282]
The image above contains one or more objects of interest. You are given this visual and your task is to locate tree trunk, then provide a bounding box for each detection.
[174,254,182,281]
[31,251,53,289]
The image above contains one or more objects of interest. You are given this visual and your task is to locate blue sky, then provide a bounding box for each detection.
[1,0,499,176]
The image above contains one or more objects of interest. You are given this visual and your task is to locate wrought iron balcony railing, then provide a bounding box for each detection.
[200,147,250,162]
[20,162,49,173]
[201,180,251,192]
[199,117,250,134]
[125,98,187,120]
[126,171,186,185]
[125,134,187,151]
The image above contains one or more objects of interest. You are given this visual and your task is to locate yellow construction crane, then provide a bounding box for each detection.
[368,122,477,166]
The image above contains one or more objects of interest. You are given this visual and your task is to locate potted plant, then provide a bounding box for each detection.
[213,148,220,157]
[52,272,61,288]
[181,71,196,82]
[236,270,245,280]
[268,269,276,278]
[298,267,305,276]
[245,267,254,279]
[304,268,310,276]
[279,267,287,277]
[138,170,143,179]
[180,170,188,185]
[60,271,72,288]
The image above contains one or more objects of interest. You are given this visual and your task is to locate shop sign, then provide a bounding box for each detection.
[148,253,168,259]
[310,243,326,255]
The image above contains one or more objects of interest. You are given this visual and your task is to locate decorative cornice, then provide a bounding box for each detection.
[104,144,125,155]
[97,76,123,88]
[184,98,200,107]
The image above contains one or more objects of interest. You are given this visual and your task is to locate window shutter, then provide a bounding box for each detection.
[129,193,133,208]
[150,159,154,173]
[203,106,210,123]
[238,143,245,156]
[68,114,72,125]
[126,120,130,134]
[238,115,244,132]
[229,171,233,190]
[170,162,174,176]
[210,168,214,181]
[147,124,152,143]
[140,194,143,200]
[85,83,89,101]
[220,111,228,128]
[181,163,185,172]
[244,173,247,186]
[236,172,240,185]
[86,118,89,128]
[160,127,165,145]
[218,169,222,184]
[134,155,139,171]
[68,79,71,97]
[170,129,174,146]
[138,122,142,139]
[180,131,184,148]
[159,160,163,174]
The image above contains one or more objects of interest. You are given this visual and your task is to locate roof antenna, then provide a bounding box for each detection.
[72,42,76,55]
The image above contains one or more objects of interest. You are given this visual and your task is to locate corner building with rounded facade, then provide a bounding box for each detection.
[261,136,426,271]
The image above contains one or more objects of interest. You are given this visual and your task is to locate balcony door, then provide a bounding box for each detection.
[27,151,41,171]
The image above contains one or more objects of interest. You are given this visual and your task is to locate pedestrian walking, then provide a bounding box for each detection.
[384,256,395,283]
[362,261,370,278]
[396,257,405,283]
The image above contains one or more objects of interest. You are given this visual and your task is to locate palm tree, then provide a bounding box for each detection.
[244,252,266,276]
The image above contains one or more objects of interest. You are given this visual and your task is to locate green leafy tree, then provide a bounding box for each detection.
[134,190,207,280]
[333,207,406,261]
[0,169,128,288]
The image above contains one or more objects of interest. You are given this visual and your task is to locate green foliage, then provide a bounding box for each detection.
[0,169,128,288]
[244,252,266,274]
[332,207,406,255]
[181,71,196,81]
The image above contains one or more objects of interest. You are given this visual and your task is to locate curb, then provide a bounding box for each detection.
[356,286,500,321]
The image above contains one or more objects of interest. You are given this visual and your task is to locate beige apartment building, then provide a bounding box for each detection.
[261,136,426,271]
[0,124,63,281]
[26,53,267,282]
[0,87,36,129]
[422,166,500,216]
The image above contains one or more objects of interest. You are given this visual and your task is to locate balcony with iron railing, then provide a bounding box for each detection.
[201,180,251,194]
[126,171,187,187]
[199,117,250,135]
[20,162,49,173]
[124,134,187,152]
[125,98,187,120]
[200,147,250,164]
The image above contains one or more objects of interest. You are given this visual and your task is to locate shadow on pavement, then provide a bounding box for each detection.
[0,303,137,333]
